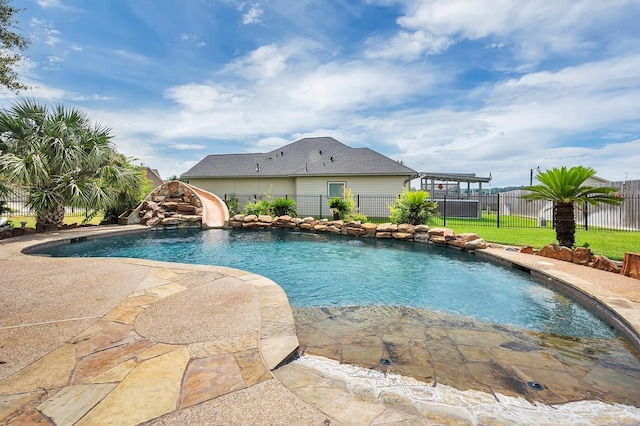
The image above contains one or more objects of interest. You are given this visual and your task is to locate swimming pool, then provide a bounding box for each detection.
[34,228,617,339]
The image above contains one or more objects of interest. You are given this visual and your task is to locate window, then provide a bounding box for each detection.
[328,182,345,198]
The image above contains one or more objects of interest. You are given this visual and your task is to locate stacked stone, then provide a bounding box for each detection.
[529,244,622,273]
[136,181,203,230]
[275,215,300,229]
[226,215,488,251]
[299,217,316,230]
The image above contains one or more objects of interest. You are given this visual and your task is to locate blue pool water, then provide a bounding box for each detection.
[36,229,616,338]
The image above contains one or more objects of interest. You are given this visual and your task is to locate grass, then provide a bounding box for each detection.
[4,214,103,228]
[436,225,638,261]
[369,213,638,261]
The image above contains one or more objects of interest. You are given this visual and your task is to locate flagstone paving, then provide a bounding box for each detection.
[0,227,305,425]
[1,226,640,425]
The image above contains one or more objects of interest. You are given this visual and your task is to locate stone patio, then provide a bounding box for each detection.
[1,226,640,425]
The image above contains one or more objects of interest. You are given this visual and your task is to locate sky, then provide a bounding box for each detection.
[3,0,640,187]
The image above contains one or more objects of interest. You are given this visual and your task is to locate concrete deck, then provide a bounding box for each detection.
[1,226,640,425]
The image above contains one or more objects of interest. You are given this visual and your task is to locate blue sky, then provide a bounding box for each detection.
[3,0,640,187]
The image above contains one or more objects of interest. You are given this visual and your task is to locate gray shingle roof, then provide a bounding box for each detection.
[182,137,417,178]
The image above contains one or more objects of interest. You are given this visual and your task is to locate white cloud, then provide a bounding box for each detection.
[242,4,264,25]
[364,30,453,61]
[287,60,433,112]
[222,42,314,80]
[37,0,63,7]
[45,35,61,46]
[173,143,206,150]
[164,83,247,112]
[367,0,639,63]
[13,1,638,184]
[112,50,151,64]
[252,137,290,150]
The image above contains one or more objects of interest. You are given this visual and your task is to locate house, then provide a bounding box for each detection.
[181,137,417,217]
[143,167,164,188]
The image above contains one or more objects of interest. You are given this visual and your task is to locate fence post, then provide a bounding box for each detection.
[357,194,360,209]
[496,193,500,228]
[584,201,588,231]
[443,194,447,227]
[319,194,323,218]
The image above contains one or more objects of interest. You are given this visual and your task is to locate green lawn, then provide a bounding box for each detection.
[437,225,638,261]
[4,214,103,228]
[373,213,638,261]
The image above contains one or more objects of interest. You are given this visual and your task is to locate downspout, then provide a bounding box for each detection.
[404,174,418,189]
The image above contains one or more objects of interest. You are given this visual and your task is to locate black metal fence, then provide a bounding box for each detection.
[3,187,638,231]
[222,192,640,232]
[2,186,90,218]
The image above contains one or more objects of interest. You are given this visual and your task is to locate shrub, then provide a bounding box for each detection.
[328,197,349,220]
[348,213,369,223]
[0,200,12,216]
[389,190,439,225]
[328,187,359,220]
[244,199,272,216]
[271,198,297,217]
[225,196,239,216]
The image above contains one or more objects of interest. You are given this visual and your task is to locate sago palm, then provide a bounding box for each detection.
[0,99,144,227]
[390,189,439,225]
[522,166,623,248]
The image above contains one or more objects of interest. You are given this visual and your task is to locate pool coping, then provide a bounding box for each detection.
[2,225,640,424]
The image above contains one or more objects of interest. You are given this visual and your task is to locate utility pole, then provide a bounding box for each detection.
[530,167,540,186]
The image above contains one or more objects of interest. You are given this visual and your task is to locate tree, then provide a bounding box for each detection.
[100,154,154,224]
[522,166,623,248]
[0,99,146,227]
[0,0,30,93]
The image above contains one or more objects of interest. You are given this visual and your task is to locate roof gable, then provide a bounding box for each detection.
[182,137,417,178]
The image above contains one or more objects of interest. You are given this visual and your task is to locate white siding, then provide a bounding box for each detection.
[187,177,295,197]
[295,175,408,195]
[295,175,409,218]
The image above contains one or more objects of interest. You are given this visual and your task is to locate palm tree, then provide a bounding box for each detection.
[0,99,145,227]
[522,166,623,248]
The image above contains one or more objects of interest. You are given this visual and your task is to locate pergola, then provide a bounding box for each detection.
[416,172,493,218]
[417,172,492,196]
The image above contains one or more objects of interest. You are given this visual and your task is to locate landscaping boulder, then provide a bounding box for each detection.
[622,252,640,280]
[347,227,366,236]
[362,223,377,236]
[457,233,479,242]
[414,232,430,243]
[428,227,456,240]
[464,238,487,250]
[392,232,413,240]
[397,224,415,234]
[377,223,397,232]
[536,244,573,262]
[258,215,273,223]
[590,255,621,274]
[573,247,593,265]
